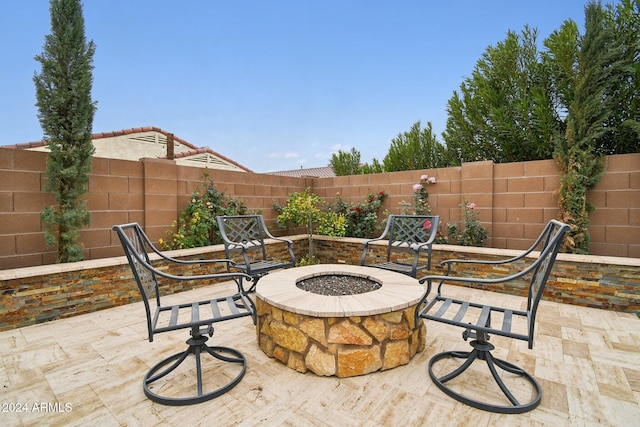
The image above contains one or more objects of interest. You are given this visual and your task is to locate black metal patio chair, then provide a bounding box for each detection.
[216,214,295,293]
[113,223,256,406]
[414,219,569,413]
[361,214,440,277]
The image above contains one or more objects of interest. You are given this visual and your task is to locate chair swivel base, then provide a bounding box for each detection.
[428,339,541,414]
[144,334,247,406]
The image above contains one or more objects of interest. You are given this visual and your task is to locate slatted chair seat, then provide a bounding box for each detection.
[415,219,569,414]
[216,215,295,293]
[361,215,439,278]
[152,296,251,335]
[113,222,256,406]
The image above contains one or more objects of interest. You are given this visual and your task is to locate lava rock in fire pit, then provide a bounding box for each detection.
[296,274,381,296]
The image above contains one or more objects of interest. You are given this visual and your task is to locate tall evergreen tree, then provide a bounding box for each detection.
[545,1,623,253]
[601,0,640,154]
[34,0,96,263]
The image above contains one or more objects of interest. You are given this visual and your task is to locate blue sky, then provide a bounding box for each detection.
[1,1,593,172]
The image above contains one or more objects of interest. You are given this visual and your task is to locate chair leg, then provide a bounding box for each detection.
[233,274,260,294]
[428,338,542,414]
[143,329,247,406]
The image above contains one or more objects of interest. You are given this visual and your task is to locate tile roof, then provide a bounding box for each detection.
[2,126,252,172]
[267,166,335,178]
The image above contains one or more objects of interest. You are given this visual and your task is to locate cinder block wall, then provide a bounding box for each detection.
[1,147,638,270]
[313,154,640,257]
[0,148,306,269]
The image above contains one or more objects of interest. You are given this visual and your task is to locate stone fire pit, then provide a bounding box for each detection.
[255,264,426,377]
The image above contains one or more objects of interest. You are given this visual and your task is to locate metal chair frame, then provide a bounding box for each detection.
[113,223,256,406]
[361,214,440,277]
[415,220,569,414]
[216,215,295,293]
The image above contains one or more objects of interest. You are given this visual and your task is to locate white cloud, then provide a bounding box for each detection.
[267,151,301,159]
[330,143,351,153]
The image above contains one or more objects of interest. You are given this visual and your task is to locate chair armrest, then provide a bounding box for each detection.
[258,216,290,243]
[439,219,550,273]
[419,255,543,295]
[147,239,238,266]
[439,249,533,275]
[134,250,255,293]
[360,218,394,264]
[258,216,295,263]
[360,236,387,265]
[224,241,252,251]
[261,227,293,245]
[410,240,435,252]
[154,250,236,267]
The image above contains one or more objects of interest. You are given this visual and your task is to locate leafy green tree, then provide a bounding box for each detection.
[329,147,385,175]
[383,121,448,172]
[600,0,640,154]
[443,26,561,165]
[34,0,96,263]
[275,188,324,260]
[545,1,625,253]
[330,147,361,176]
[359,158,384,174]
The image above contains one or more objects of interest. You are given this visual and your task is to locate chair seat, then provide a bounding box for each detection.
[153,294,255,335]
[418,295,529,342]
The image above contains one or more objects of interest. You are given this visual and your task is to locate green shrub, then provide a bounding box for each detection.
[400,174,437,215]
[161,174,249,250]
[436,199,488,247]
[315,211,348,237]
[332,192,387,238]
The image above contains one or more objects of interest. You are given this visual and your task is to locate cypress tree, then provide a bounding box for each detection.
[34,0,96,263]
[545,1,622,253]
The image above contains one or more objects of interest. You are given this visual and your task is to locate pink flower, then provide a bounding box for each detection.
[423,220,432,230]
[428,177,437,184]
[412,183,422,191]
[420,174,429,180]
[467,202,477,210]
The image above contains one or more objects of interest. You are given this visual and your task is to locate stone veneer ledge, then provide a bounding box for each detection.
[1,236,637,332]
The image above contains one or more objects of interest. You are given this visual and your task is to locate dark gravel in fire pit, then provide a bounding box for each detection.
[296,274,381,296]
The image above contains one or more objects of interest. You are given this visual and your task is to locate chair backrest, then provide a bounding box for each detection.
[216,215,269,260]
[386,215,439,257]
[112,223,161,340]
[525,220,570,341]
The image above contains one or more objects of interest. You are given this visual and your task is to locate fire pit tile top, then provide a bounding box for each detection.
[256,264,425,317]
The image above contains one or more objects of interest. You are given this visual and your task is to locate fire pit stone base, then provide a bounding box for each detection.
[255,264,427,377]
